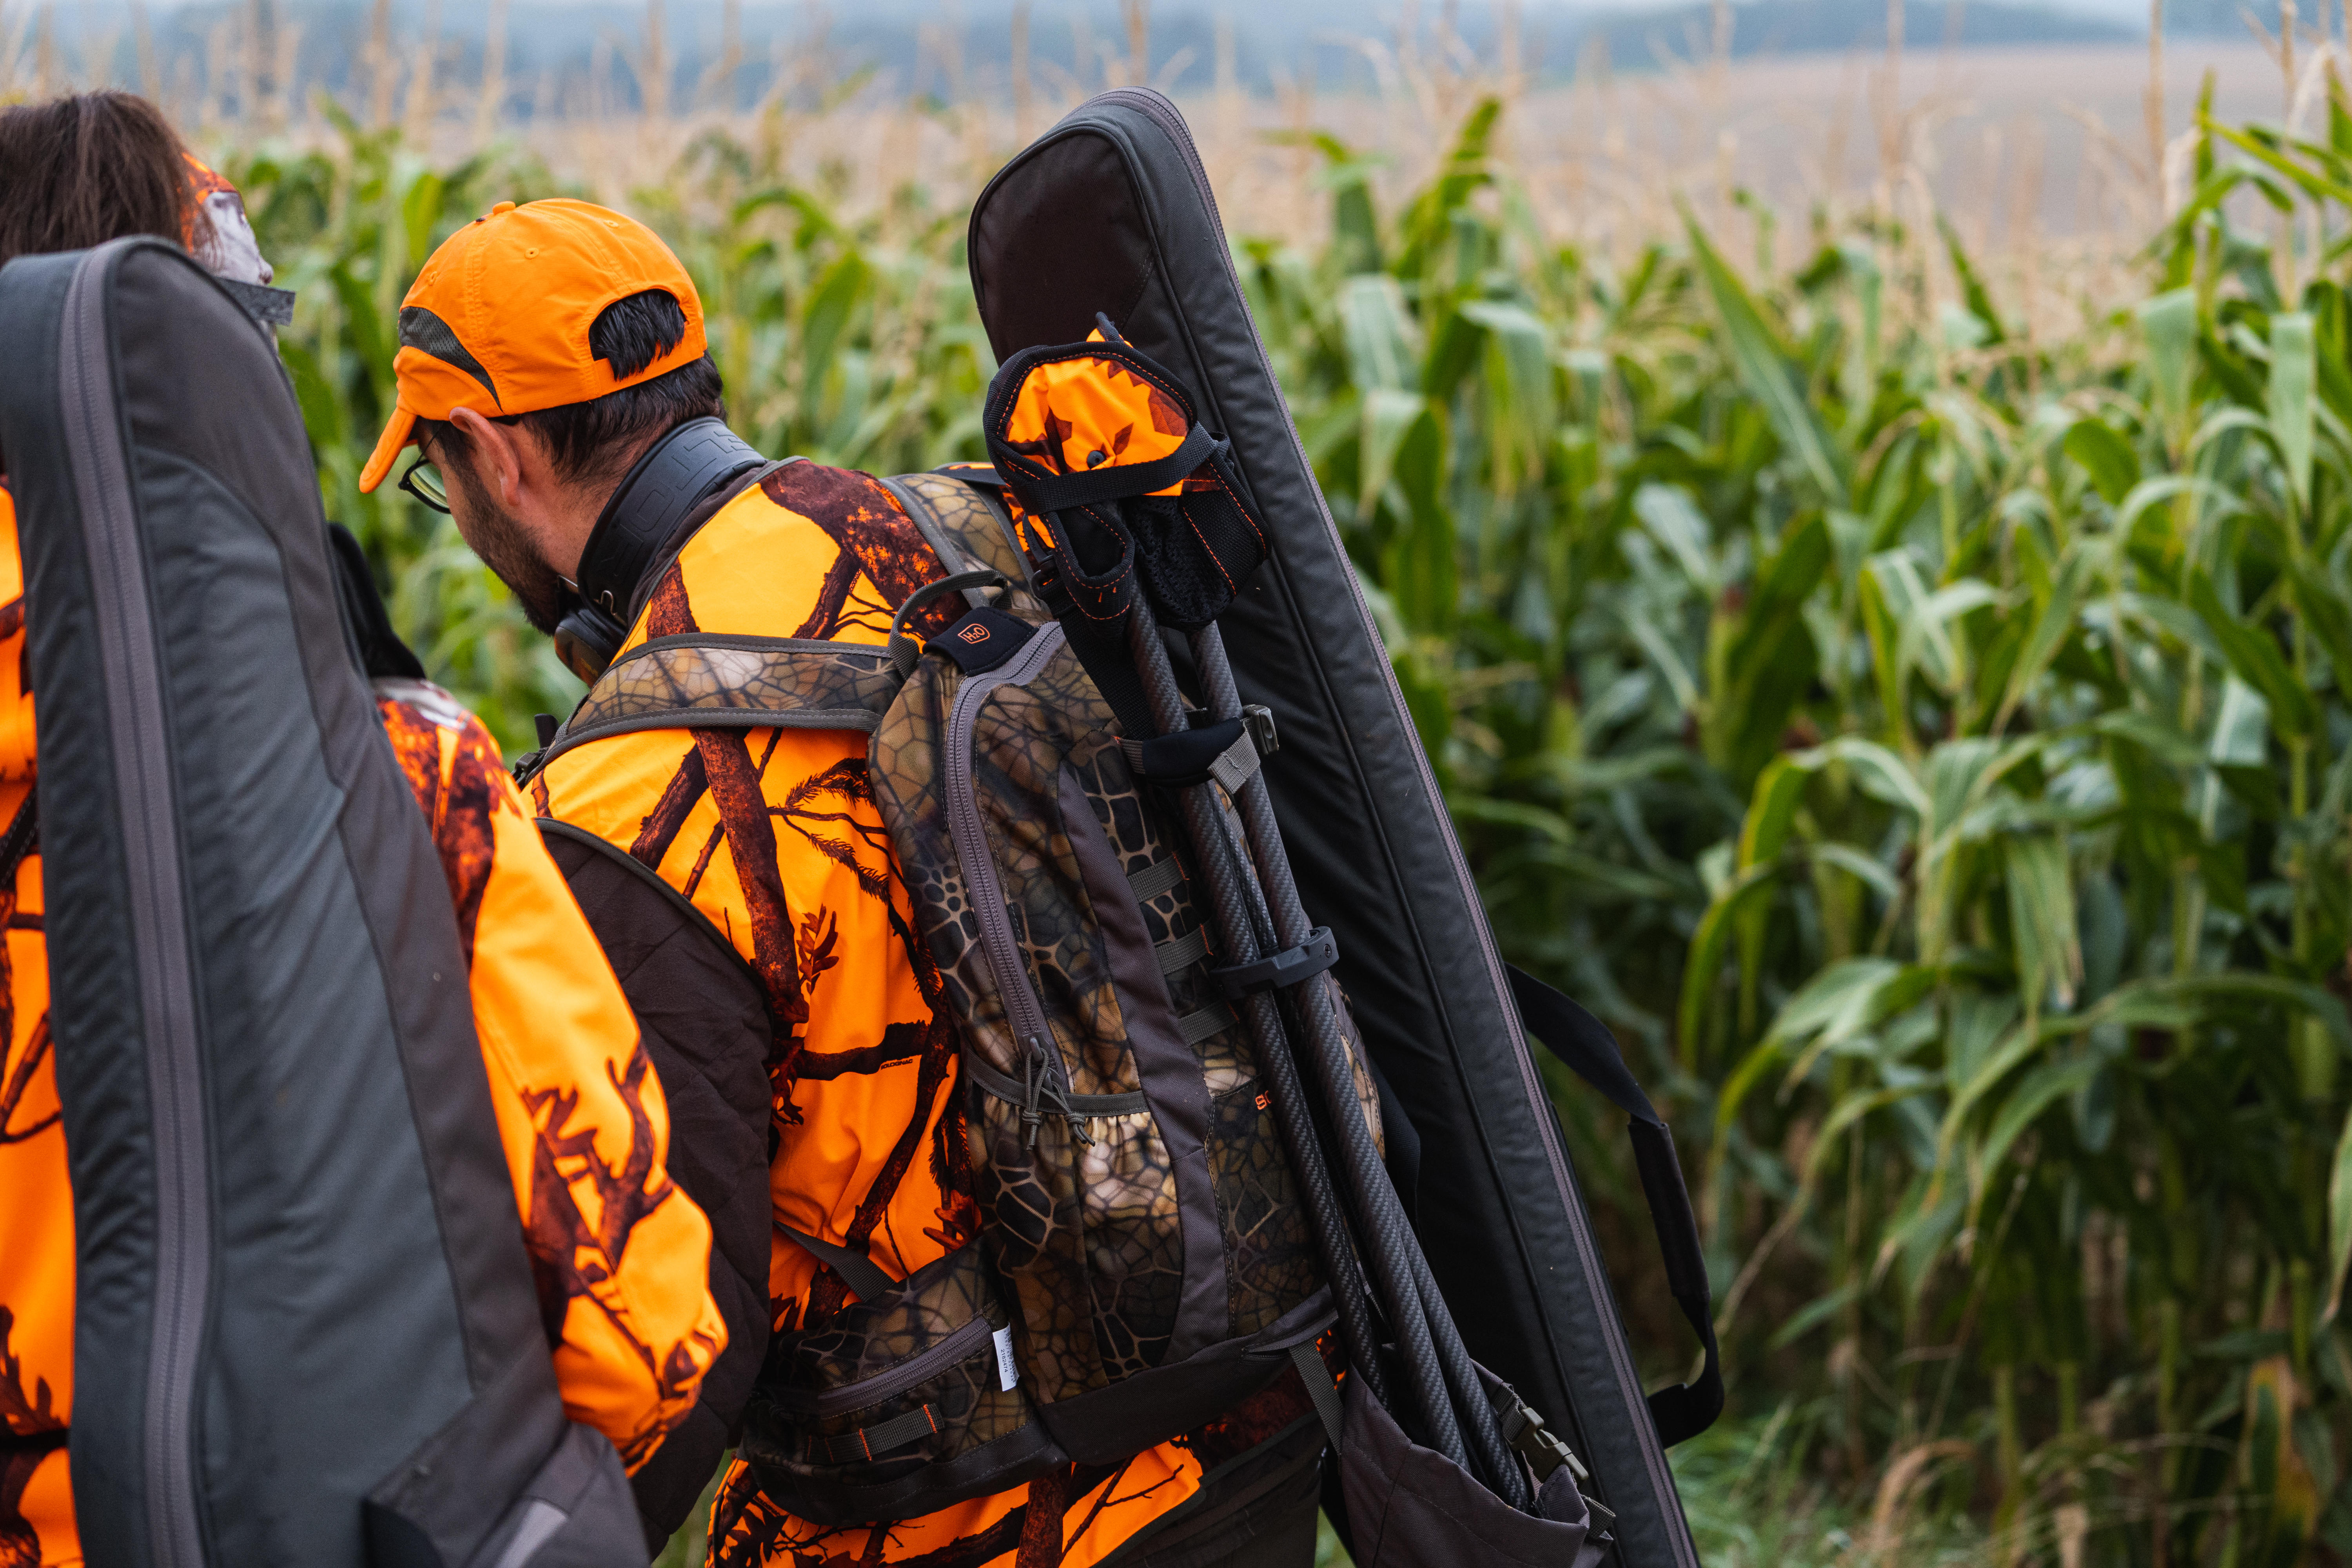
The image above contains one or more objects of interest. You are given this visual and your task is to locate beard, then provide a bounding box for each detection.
[441,450,567,635]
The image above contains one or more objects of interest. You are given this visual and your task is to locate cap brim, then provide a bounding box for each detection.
[357,404,420,494]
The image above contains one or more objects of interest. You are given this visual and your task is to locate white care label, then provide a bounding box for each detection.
[992,1325,1020,1392]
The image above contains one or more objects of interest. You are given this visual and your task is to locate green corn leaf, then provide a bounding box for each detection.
[1810,842,1904,903]
[2272,311,2318,511]
[1339,274,1420,394]
[1936,1019,2039,1171]
[2209,118,2352,206]
[397,168,446,281]
[2208,676,2273,766]
[800,248,871,419]
[2287,556,2352,695]
[2062,418,2140,507]
[1683,213,1848,503]
[2141,290,2201,454]
[2188,570,2317,739]
[1774,960,1937,1086]
[1858,563,1909,747]
[2327,1107,2352,1319]
[1937,214,2007,347]
[1793,737,1935,820]
[1710,514,1831,786]
[1632,483,1719,594]
[1459,300,1556,493]
[1387,407,1456,634]
[2004,833,2082,1010]
[1358,388,1428,515]
[1739,755,1813,871]
[1679,863,1782,1070]
[1974,1054,2107,1196]
[1714,1034,1788,1137]
[1994,547,2088,734]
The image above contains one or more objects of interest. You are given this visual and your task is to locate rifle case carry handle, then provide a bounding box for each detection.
[1504,965,1725,1448]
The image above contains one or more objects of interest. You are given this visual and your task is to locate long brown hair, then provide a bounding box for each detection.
[0,91,206,270]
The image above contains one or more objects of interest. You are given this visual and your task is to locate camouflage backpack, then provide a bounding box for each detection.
[535,454,1347,1526]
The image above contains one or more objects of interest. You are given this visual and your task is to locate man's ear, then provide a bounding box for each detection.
[446,407,527,510]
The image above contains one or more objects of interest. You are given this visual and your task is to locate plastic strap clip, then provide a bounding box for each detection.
[1211,927,1339,999]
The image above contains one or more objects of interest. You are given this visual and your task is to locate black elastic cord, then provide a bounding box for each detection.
[1505,964,1724,1446]
[1016,424,1218,515]
[887,570,1007,675]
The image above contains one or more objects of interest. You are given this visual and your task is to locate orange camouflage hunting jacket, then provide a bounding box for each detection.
[530,461,1314,1568]
[0,485,726,1568]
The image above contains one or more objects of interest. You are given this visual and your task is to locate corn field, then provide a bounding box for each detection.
[106,9,2352,1560]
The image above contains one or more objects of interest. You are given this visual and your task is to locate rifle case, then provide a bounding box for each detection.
[967,92,1714,1567]
[0,237,639,1568]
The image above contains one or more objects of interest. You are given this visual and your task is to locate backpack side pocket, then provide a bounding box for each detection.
[739,1244,1063,1527]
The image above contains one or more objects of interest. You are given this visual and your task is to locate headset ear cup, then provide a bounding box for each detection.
[553,601,628,682]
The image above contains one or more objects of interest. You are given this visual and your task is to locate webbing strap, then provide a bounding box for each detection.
[1121,722,1259,793]
[1016,423,1219,514]
[1505,964,1724,1447]
[1176,1001,1237,1046]
[805,1403,942,1465]
[1290,1343,1345,1448]
[1127,857,1182,902]
[1155,925,1209,975]
[963,1050,1147,1117]
[777,1222,897,1303]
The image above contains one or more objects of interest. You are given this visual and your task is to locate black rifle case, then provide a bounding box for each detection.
[0,237,640,1567]
[967,92,1712,1567]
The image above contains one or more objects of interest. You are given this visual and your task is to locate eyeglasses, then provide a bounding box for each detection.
[397,454,451,514]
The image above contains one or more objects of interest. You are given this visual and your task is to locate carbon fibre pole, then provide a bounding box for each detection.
[1118,599,1467,1470]
[1187,621,1536,1512]
[1112,603,1397,1419]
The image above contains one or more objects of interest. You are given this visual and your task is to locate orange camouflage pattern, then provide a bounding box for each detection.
[533,461,1272,1567]
[0,486,723,1565]
[998,354,1191,497]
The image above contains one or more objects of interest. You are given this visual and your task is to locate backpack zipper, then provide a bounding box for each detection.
[60,240,211,1568]
[939,622,1093,1147]
[771,1313,998,1421]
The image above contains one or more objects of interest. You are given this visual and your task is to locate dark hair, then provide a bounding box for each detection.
[418,289,725,487]
[0,91,205,269]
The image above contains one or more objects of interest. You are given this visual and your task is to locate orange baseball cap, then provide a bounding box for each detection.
[358,198,706,492]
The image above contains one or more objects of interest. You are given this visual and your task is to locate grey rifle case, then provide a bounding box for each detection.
[0,237,640,1568]
[967,92,1720,1566]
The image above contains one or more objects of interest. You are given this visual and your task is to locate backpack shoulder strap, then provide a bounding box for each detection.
[517,634,905,782]
[519,467,1019,786]
[880,466,1045,618]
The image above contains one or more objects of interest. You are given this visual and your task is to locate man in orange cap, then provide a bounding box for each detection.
[363,200,1330,1565]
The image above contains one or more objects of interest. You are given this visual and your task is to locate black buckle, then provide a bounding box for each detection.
[1242,703,1278,757]
[1210,927,1338,998]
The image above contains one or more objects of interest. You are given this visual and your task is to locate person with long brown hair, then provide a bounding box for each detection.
[0,90,211,266]
[0,94,727,1566]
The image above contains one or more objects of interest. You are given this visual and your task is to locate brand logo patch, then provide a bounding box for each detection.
[958,624,991,644]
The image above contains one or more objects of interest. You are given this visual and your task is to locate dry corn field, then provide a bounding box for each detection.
[20,0,2352,1562]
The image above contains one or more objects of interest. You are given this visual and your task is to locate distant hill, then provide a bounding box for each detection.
[1572,0,2136,67]
[33,0,2246,114]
